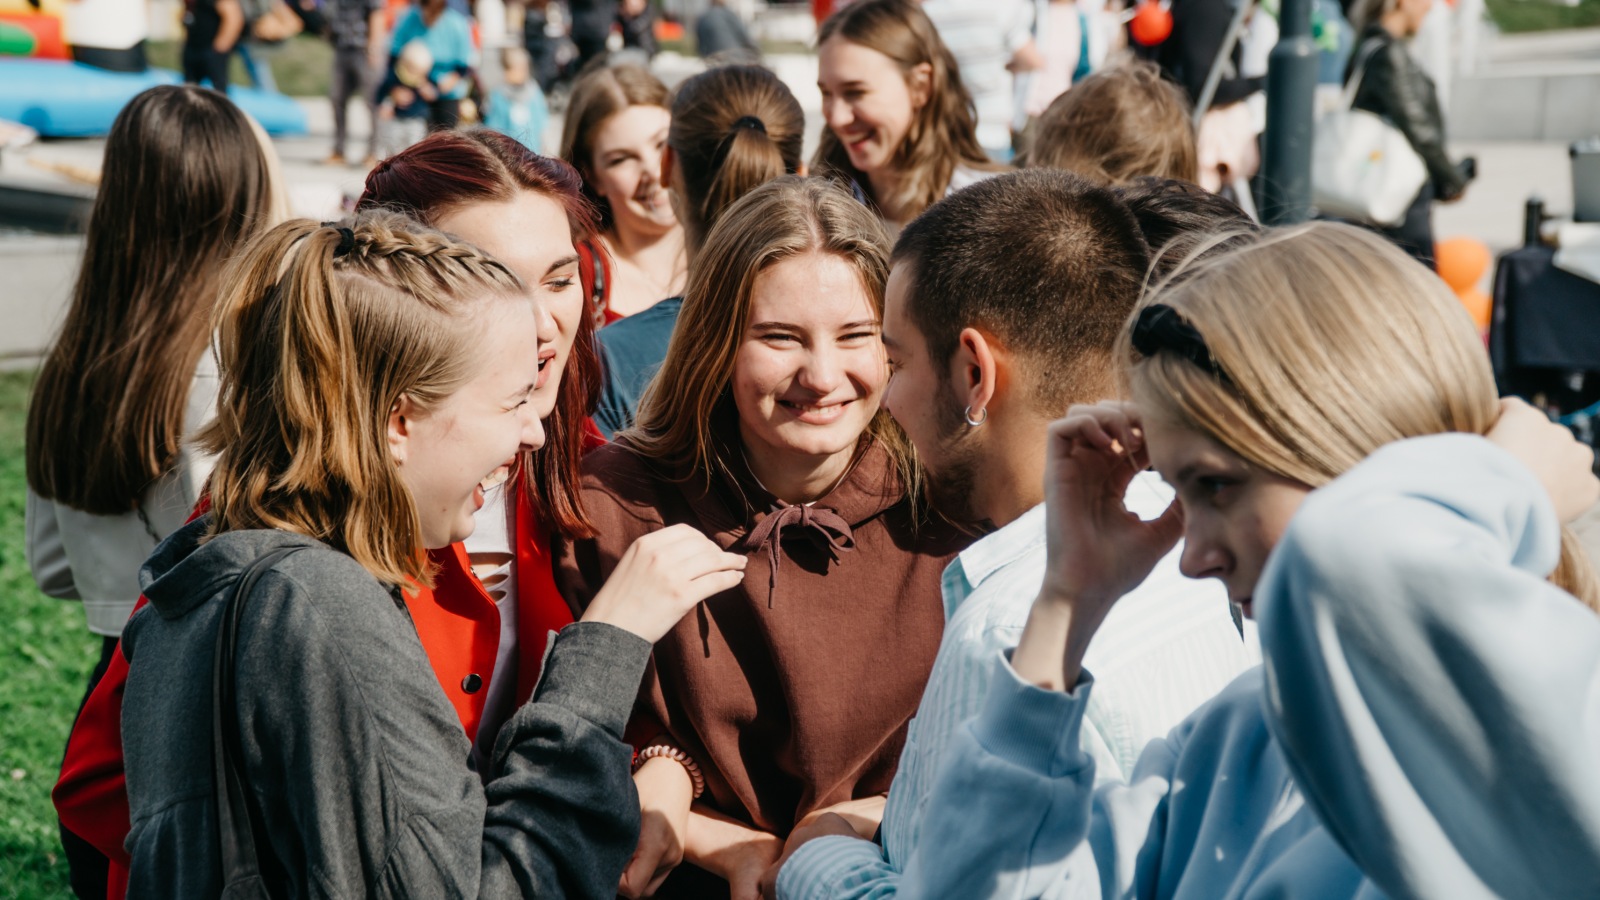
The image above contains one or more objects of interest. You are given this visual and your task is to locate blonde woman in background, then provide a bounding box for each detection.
[892,221,1600,897]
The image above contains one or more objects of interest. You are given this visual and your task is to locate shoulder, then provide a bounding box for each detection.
[576,443,674,533]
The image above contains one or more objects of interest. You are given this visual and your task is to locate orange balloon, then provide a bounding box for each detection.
[1435,236,1491,293]
[1458,288,1492,333]
[1130,0,1172,46]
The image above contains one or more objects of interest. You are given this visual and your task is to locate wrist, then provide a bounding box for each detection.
[635,743,706,799]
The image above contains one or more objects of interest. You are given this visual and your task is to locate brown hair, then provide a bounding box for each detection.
[559,63,671,231]
[201,213,525,587]
[358,128,601,539]
[1125,222,1600,612]
[27,85,279,515]
[668,64,805,253]
[623,176,920,501]
[813,0,1001,223]
[1026,61,1198,186]
[1113,176,1258,282]
[893,168,1149,413]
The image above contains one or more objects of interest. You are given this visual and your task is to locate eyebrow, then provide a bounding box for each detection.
[545,254,579,276]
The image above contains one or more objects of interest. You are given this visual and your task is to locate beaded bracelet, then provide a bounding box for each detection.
[635,743,706,800]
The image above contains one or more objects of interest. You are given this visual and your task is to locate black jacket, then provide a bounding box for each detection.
[1347,25,1468,200]
[122,519,651,899]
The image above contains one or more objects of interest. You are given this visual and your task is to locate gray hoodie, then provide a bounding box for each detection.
[122,518,650,898]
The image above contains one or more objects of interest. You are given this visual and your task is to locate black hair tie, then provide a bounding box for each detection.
[333,226,357,258]
[1131,304,1225,379]
[733,115,767,135]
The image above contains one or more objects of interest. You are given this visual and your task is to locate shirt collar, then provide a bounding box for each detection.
[943,503,1046,619]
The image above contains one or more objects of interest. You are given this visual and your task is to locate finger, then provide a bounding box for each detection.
[646,867,674,896]
[1145,498,1186,552]
[687,568,747,598]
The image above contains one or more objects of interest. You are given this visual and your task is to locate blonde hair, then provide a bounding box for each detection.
[200,212,525,587]
[813,0,1003,223]
[623,176,920,506]
[1123,222,1600,611]
[1026,60,1198,186]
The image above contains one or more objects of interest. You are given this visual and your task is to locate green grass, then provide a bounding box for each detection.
[147,34,335,98]
[1485,0,1600,32]
[0,369,95,900]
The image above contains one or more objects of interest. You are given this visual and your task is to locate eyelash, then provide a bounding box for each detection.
[548,277,575,291]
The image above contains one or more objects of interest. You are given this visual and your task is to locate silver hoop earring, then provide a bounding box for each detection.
[963,405,988,427]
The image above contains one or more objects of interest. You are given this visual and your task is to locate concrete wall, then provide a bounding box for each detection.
[0,236,81,369]
[1452,67,1600,142]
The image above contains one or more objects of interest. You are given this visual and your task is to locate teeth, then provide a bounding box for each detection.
[480,468,510,491]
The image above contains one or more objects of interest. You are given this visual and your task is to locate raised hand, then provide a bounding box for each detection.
[1487,397,1599,525]
[581,524,747,644]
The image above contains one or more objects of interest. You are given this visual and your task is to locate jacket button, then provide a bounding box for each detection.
[461,674,483,694]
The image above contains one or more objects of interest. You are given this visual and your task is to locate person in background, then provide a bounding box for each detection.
[619,0,658,57]
[813,0,1005,234]
[27,84,285,900]
[484,46,551,152]
[376,39,437,157]
[696,0,760,62]
[389,0,474,129]
[921,0,1039,161]
[1024,60,1198,185]
[182,0,243,92]
[561,63,687,323]
[894,222,1600,898]
[769,169,1255,900]
[325,0,385,166]
[593,64,805,437]
[1346,0,1473,269]
[570,0,619,74]
[1010,0,1090,158]
[557,178,968,900]
[520,0,563,91]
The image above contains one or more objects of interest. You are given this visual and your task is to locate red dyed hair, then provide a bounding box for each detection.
[358,129,601,538]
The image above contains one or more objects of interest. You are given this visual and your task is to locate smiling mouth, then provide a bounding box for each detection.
[535,349,555,390]
[779,399,853,425]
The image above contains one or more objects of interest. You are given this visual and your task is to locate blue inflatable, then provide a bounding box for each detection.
[0,58,307,137]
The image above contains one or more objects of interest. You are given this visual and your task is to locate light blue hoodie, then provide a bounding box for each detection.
[885,434,1600,898]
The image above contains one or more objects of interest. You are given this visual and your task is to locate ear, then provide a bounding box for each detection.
[387,394,416,466]
[951,327,1000,420]
[907,62,934,111]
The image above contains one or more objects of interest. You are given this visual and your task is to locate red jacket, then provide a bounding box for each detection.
[52,476,576,898]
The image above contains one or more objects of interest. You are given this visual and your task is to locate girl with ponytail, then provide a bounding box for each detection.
[594,64,806,436]
[117,213,746,897]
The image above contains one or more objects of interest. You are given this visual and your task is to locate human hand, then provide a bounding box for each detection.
[758,812,862,898]
[390,86,415,106]
[686,809,783,900]
[1488,397,1598,524]
[619,757,694,897]
[581,525,747,643]
[418,80,440,101]
[1007,39,1045,73]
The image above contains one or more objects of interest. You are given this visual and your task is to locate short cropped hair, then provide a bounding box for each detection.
[893,168,1149,411]
[1027,60,1197,186]
[1113,176,1258,281]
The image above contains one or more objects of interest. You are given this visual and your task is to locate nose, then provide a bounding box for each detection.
[521,405,546,453]
[534,298,557,346]
[795,345,846,397]
[824,96,853,136]
[1178,526,1229,582]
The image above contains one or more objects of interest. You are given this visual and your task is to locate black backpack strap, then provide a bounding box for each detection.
[212,545,303,897]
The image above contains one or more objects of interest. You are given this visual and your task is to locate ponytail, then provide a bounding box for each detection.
[202,212,524,587]
[668,65,805,252]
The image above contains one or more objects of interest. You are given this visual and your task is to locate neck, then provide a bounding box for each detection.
[739,432,857,506]
[607,222,685,266]
[1379,12,1410,36]
[970,406,1051,529]
[865,167,907,225]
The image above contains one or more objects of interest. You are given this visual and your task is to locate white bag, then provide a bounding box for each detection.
[1312,39,1427,228]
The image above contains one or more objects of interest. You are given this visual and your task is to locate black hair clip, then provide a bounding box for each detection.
[333,226,356,258]
[1131,304,1226,379]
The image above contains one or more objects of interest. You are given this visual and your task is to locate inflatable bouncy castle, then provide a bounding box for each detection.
[0,0,306,136]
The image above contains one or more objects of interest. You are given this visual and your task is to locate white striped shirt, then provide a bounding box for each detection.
[777,472,1258,899]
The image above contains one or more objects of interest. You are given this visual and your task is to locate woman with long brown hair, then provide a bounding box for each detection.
[26,85,282,653]
[557,177,967,900]
[561,63,687,323]
[813,0,1005,232]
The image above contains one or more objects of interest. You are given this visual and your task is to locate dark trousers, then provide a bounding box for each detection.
[1380,179,1437,271]
[71,41,147,73]
[60,635,121,900]
[182,42,232,92]
[428,97,462,131]
[330,46,378,159]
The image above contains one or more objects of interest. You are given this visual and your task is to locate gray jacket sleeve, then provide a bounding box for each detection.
[25,490,80,599]
[236,564,649,900]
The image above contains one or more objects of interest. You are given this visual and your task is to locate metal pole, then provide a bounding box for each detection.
[1259,0,1319,225]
